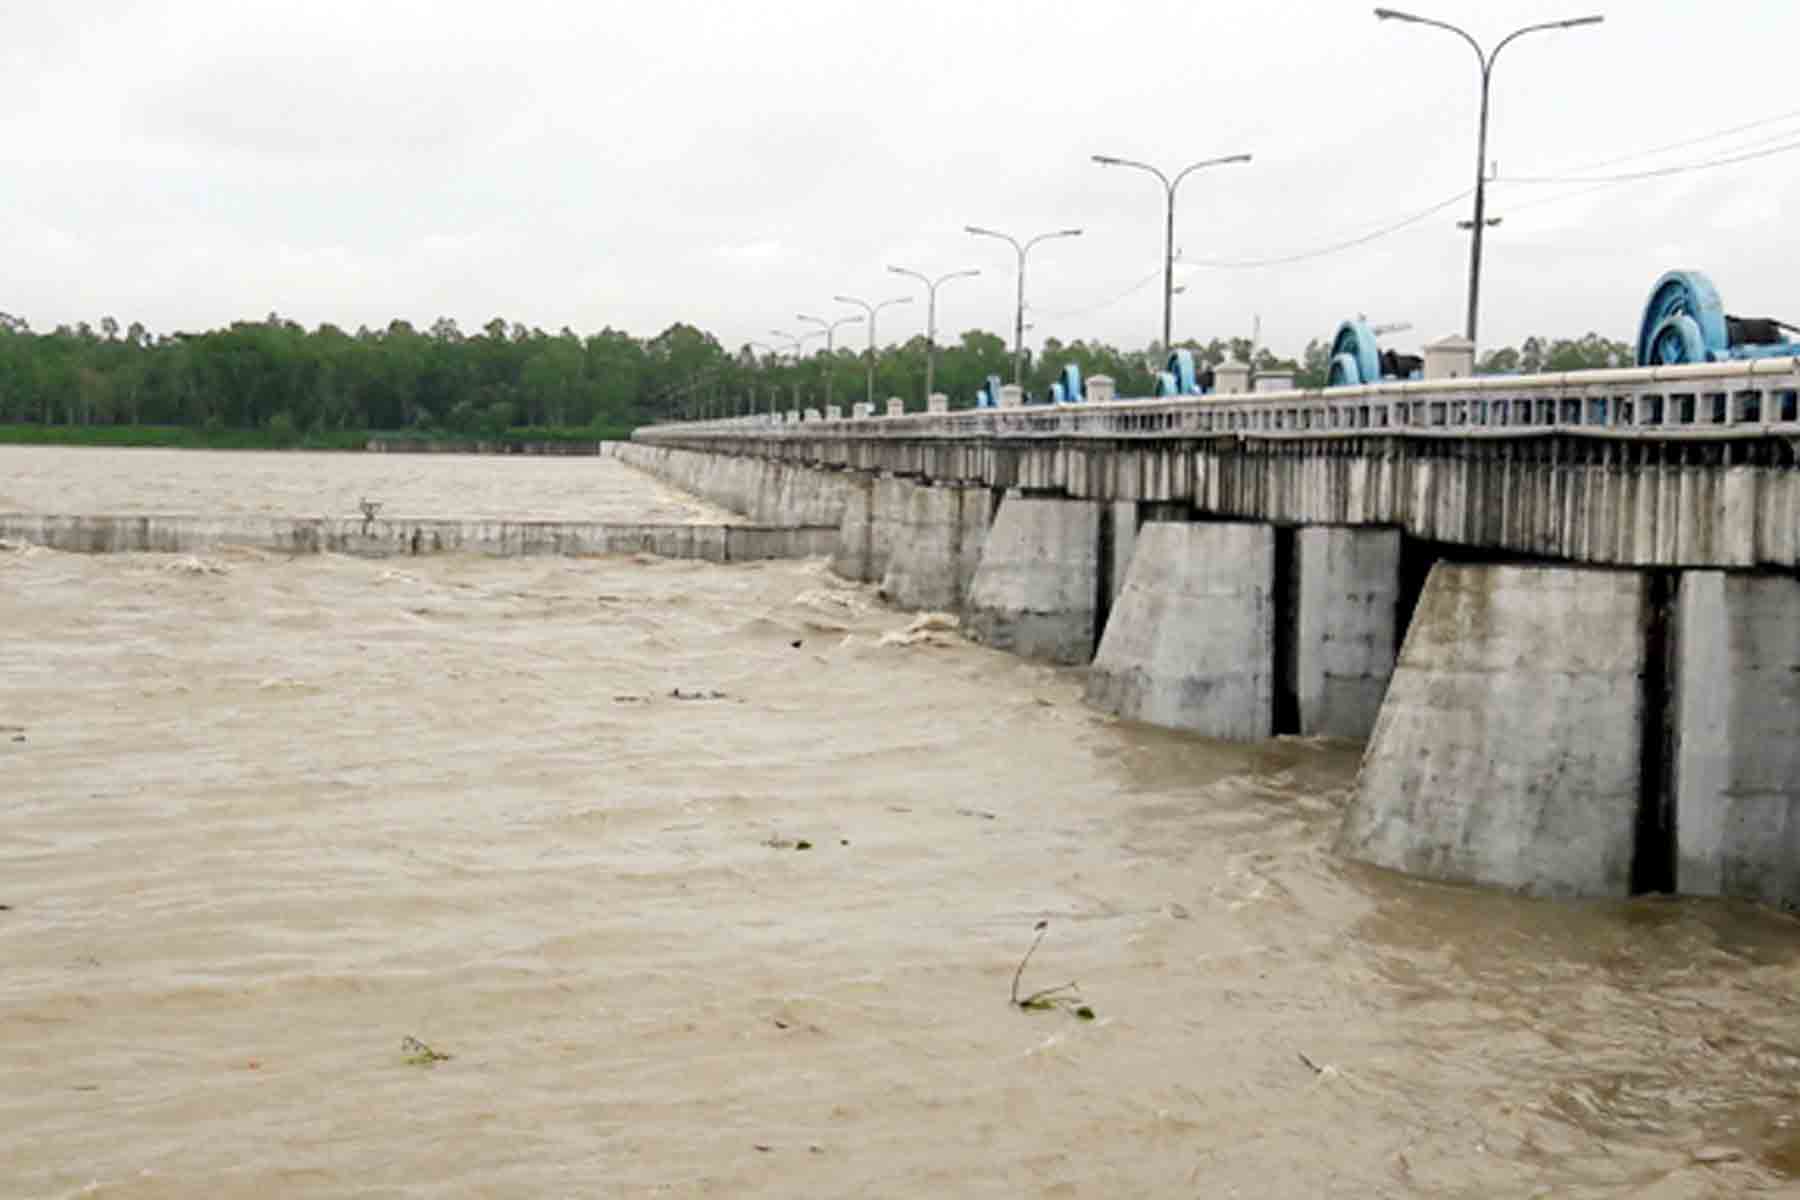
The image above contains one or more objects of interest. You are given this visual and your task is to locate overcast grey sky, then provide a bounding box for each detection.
[5,0,1798,360]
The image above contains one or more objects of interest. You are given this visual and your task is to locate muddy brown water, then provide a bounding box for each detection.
[3,447,1798,1198]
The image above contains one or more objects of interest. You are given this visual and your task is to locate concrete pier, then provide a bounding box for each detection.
[878,481,994,612]
[1674,571,1800,907]
[1293,527,1401,739]
[1337,564,1647,897]
[963,494,1102,665]
[1085,523,1275,740]
[829,474,877,581]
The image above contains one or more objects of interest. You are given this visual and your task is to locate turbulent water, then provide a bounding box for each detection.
[3,447,1798,1198]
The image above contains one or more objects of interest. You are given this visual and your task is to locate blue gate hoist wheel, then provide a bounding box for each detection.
[1636,270,1730,366]
[1326,319,1382,387]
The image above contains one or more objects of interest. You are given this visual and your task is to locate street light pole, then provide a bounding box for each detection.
[796,313,863,411]
[769,327,821,412]
[887,265,980,404]
[834,294,913,408]
[965,225,1082,386]
[1090,152,1251,353]
[1374,7,1603,353]
[747,340,779,416]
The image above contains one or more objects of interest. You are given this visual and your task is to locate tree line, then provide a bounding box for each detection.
[0,309,1637,437]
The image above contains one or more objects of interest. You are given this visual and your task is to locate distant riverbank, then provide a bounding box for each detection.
[0,423,633,453]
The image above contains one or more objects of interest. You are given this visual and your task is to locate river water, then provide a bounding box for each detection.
[3,447,1798,1198]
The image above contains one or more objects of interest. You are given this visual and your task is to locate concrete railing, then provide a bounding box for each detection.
[646,357,1800,443]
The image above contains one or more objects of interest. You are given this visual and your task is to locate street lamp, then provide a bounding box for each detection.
[796,312,864,411]
[1374,6,1603,353]
[834,293,913,408]
[887,265,980,405]
[769,327,820,412]
[747,340,780,415]
[965,225,1082,385]
[1090,152,1250,353]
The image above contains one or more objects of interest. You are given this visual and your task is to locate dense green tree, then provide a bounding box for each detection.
[0,302,1646,435]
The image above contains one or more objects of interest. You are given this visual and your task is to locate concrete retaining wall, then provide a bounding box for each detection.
[964,494,1102,665]
[0,513,836,562]
[608,442,851,528]
[1337,564,1647,897]
[1085,523,1275,739]
[1675,571,1800,907]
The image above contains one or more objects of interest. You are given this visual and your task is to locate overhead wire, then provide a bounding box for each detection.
[1185,188,1474,269]
[1505,132,1800,185]
[1514,104,1800,179]
[1035,265,1164,319]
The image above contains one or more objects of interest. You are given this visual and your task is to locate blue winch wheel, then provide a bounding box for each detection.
[1058,363,1083,403]
[1326,319,1382,386]
[1167,349,1200,395]
[1636,270,1730,366]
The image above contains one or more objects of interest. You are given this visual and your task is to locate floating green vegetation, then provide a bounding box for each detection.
[400,1036,452,1067]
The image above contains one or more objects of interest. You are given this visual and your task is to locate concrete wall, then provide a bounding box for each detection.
[0,513,836,562]
[1675,571,1800,908]
[1294,527,1401,739]
[1337,564,1647,897]
[1084,523,1275,740]
[963,494,1102,665]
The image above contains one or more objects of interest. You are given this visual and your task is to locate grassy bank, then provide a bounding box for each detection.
[0,424,635,452]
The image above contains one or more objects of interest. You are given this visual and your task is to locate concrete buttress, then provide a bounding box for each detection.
[1674,570,1800,908]
[877,481,993,612]
[963,493,1102,665]
[1336,563,1646,897]
[1083,522,1275,739]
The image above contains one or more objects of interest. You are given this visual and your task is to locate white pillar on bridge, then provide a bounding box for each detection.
[1084,375,1115,404]
[999,384,1023,408]
[825,405,842,421]
[886,396,905,417]
[1214,361,1251,394]
[1424,335,1475,381]
[927,392,949,413]
[852,401,873,420]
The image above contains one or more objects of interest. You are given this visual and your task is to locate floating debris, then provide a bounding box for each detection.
[400,1036,452,1066]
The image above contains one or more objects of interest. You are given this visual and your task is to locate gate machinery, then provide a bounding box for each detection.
[1154,349,1215,397]
[1049,363,1084,404]
[974,374,1004,408]
[1635,270,1800,366]
[1324,319,1423,386]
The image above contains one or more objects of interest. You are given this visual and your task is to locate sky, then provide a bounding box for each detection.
[5,0,1800,362]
